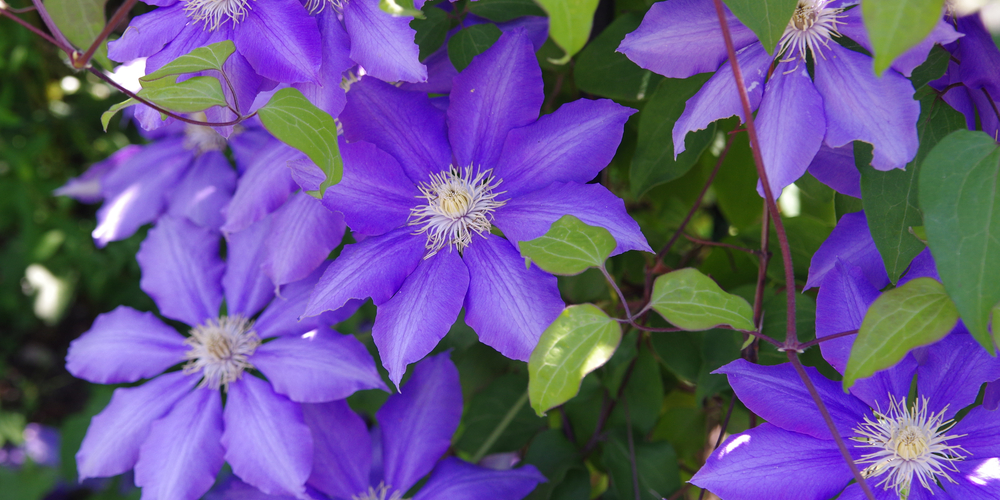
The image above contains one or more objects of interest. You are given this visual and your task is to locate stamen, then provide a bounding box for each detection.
[305,0,343,14]
[184,0,252,31]
[853,396,967,496]
[183,116,228,154]
[183,316,260,390]
[351,483,403,500]
[409,166,506,258]
[777,0,846,62]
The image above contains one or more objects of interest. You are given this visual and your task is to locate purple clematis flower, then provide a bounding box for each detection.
[300,29,651,386]
[618,0,960,195]
[932,13,1000,141]
[65,215,386,500]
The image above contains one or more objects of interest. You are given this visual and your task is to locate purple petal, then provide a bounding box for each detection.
[223,216,276,318]
[55,145,141,203]
[293,9,352,116]
[891,19,962,77]
[617,0,758,79]
[955,15,1000,96]
[950,407,1000,460]
[814,43,919,171]
[494,182,652,256]
[143,23,218,75]
[341,78,452,183]
[815,259,882,373]
[448,29,543,171]
[302,401,372,500]
[673,41,770,155]
[254,262,361,339]
[134,390,225,500]
[263,192,345,289]
[373,250,469,387]
[106,4,188,62]
[462,234,564,361]
[493,99,636,198]
[223,376,312,498]
[234,0,321,83]
[915,332,1000,419]
[898,247,940,285]
[166,150,237,230]
[378,352,463,495]
[943,458,1000,499]
[691,424,852,500]
[137,216,224,326]
[836,483,910,500]
[66,306,186,384]
[251,331,387,403]
[835,6,872,53]
[343,0,427,83]
[755,63,826,196]
[807,144,861,198]
[287,154,325,192]
[76,372,196,479]
[398,47,459,94]
[805,211,889,290]
[303,227,425,316]
[322,140,419,236]
[413,458,545,500]
[221,141,299,235]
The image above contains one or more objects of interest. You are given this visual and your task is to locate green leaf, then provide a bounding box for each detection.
[455,373,544,456]
[46,0,112,68]
[714,133,762,228]
[528,304,622,416]
[650,268,755,331]
[468,0,546,22]
[574,13,660,101]
[258,88,343,196]
[448,24,503,72]
[910,45,951,89]
[602,433,680,500]
[519,215,616,276]
[920,130,1000,352]
[631,75,716,199]
[412,6,451,60]
[140,41,237,82]
[863,0,946,75]
[533,0,600,63]
[137,76,228,113]
[722,0,798,56]
[380,0,425,18]
[859,88,967,283]
[100,98,137,131]
[843,278,959,389]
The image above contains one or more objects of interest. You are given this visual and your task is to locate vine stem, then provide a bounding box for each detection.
[72,0,139,69]
[470,390,528,463]
[697,395,737,500]
[798,329,859,349]
[0,7,68,51]
[28,0,73,51]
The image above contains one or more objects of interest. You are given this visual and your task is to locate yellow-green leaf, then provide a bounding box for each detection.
[257,88,342,196]
[100,98,137,131]
[863,0,946,75]
[650,268,754,331]
[140,41,236,82]
[519,215,615,276]
[136,76,228,113]
[46,0,112,68]
[533,0,599,63]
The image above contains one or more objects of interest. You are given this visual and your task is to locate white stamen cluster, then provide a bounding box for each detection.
[853,396,967,496]
[184,0,252,31]
[305,0,343,15]
[778,0,846,61]
[409,166,506,258]
[184,121,228,154]
[183,316,260,390]
[352,484,403,500]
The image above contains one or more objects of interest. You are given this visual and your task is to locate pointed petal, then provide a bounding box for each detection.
[414,459,545,500]
[302,401,372,500]
[252,331,387,403]
[916,332,1000,419]
[221,141,299,235]
[494,182,652,256]
[344,0,426,83]
[373,250,469,387]
[955,14,1000,95]
[134,390,225,500]
[807,144,861,198]
[303,227,425,316]
[137,215,224,326]
[755,63,826,195]
[223,376,312,498]
[951,407,1000,460]
[891,19,962,78]
[815,44,919,171]
[66,306,186,384]
[493,99,636,198]
[254,262,361,339]
[898,247,940,285]
[378,352,462,494]
[223,216,275,318]
[56,145,140,203]
[76,372,196,479]
[234,0,321,83]
[691,424,852,500]
[815,259,883,373]
[293,9,352,116]
[805,211,888,290]
[106,4,187,62]
[463,234,564,361]
[617,0,758,79]
[449,29,543,171]
[166,150,237,231]
[263,192,345,289]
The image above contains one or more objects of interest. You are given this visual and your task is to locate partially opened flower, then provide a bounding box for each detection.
[65,215,385,500]
[301,29,650,385]
[932,13,1000,140]
[618,0,960,194]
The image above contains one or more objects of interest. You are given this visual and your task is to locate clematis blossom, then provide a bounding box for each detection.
[932,12,1000,140]
[300,29,651,386]
[65,215,385,500]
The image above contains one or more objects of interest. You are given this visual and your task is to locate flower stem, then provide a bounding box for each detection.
[71,0,138,69]
[470,390,528,464]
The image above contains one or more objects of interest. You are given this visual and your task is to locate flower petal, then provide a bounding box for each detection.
[343,0,426,83]
[134,389,225,500]
[137,215,224,326]
[950,407,1000,460]
[106,4,188,62]
[223,376,312,498]
[942,458,1000,500]
[815,258,882,373]
[223,216,275,318]
[373,250,469,387]
[462,234,564,361]
[915,332,1000,419]
[805,211,888,291]
[234,0,321,83]
[221,140,299,235]
[293,9,352,116]
[254,262,362,339]
[302,401,372,500]
[66,306,186,384]
[807,144,861,198]
[890,19,962,77]
[76,372,196,479]
[263,192,345,289]
[413,458,546,500]
[166,150,237,231]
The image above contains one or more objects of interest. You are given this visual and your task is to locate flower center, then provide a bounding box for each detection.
[184,0,252,30]
[352,484,403,500]
[852,396,967,496]
[778,0,845,61]
[183,316,260,390]
[305,0,343,14]
[408,166,506,258]
[184,120,228,154]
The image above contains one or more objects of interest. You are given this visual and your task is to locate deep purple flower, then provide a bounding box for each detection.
[300,29,650,385]
[65,215,386,500]
[932,13,1000,141]
[618,0,959,195]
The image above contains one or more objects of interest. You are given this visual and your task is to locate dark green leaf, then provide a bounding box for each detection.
[449,24,503,72]
[137,76,228,113]
[608,349,664,434]
[140,41,236,82]
[920,130,1000,351]
[602,433,680,500]
[714,133,762,228]
[574,13,661,101]
[844,278,959,388]
[468,0,546,22]
[519,215,616,276]
[412,6,451,60]
[455,373,545,455]
[258,88,343,196]
[650,268,755,331]
[46,0,112,68]
[910,45,951,89]
[863,0,946,75]
[722,0,798,55]
[534,0,600,63]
